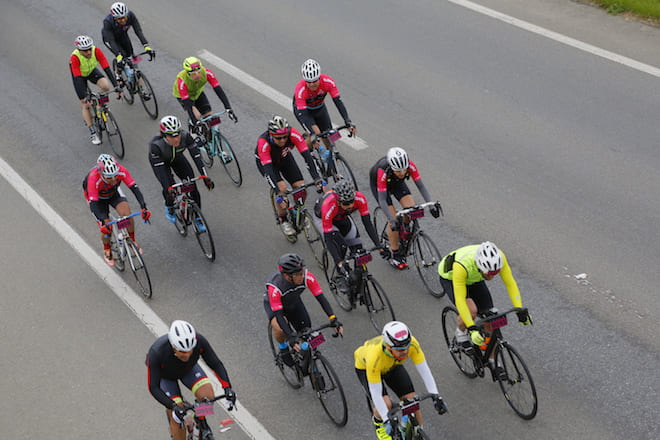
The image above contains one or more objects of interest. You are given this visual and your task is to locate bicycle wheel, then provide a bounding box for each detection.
[136,72,158,119]
[174,203,188,237]
[199,142,214,168]
[103,110,125,159]
[267,323,303,389]
[412,425,431,440]
[441,306,478,378]
[311,353,348,426]
[269,188,297,243]
[114,61,134,105]
[190,203,215,261]
[125,238,153,299]
[364,276,396,332]
[372,206,391,249]
[215,131,242,186]
[112,238,126,272]
[412,231,444,297]
[496,343,538,420]
[333,153,358,190]
[325,261,353,312]
[303,211,327,269]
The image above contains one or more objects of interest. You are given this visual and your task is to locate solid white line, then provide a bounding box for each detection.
[198,49,370,150]
[0,156,275,440]
[448,0,660,78]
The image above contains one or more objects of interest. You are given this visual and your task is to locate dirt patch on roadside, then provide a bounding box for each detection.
[575,0,660,27]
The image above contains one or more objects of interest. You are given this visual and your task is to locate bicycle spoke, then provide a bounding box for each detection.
[267,323,303,389]
[303,212,326,269]
[104,110,125,159]
[137,72,158,119]
[217,131,242,186]
[412,231,444,297]
[496,343,538,419]
[312,354,348,426]
[364,276,395,332]
[333,154,358,191]
[126,239,152,298]
[190,204,215,261]
[326,262,353,312]
[441,306,478,378]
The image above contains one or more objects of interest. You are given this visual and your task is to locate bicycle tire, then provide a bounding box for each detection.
[333,153,358,190]
[496,343,538,420]
[215,130,242,186]
[125,238,153,299]
[372,206,391,249]
[136,71,158,119]
[303,211,327,269]
[441,306,478,378]
[114,60,135,105]
[174,201,188,237]
[267,323,303,389]
[412,426,431,440]
[311,353,348,426]
[190,203,215,261]
[364,275,396,331]
[200,142,214,168]
[269,188,297,243]
[112,238,126,272]
[412,231,444,297]
[103,110,125,159]
[325,260,353,312]
[93,109,104,144]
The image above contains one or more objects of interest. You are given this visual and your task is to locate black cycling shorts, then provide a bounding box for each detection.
[356,364,415,401]
[440,278,494,313]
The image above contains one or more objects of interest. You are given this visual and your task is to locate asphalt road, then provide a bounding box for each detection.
[1,0,658,439]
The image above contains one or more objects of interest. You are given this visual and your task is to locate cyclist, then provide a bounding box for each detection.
[69,35,122,145]
[355,321,447,440]
[146,320,236,440]
[173,56,237,132]
[313,178,382,294]
[369,147,440,270]
[82,154,150,266]
[293,59,357,150]
[255,115,324,235]
[148,115,214,228]
[264,253,343,370]
[438,241,532,380]
[102,2,154,99]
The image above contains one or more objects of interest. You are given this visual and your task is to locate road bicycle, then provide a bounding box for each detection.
[310,125,358,190]
[373,201,444,297]
[195,111,242,186]
[168,176,216,262]
[441,306,538,419]
[267,321,348,426]
[179,394,235,440]
[323,248,395,331]
[106,211,152,298]
[113,50,158,119]
[382,393,441,440]
[85,89,125,158]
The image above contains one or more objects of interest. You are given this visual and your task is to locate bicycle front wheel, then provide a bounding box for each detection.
[311,353,348,426]
[215,131,242,186]
[372,206,391,249]
[496,343,538,420]
[200,142,214,168]
[333,153,358,190]
[325,261,353,312]
[441,306,478,378]
[303,212,327,269]
[412,231,444,297]
[269,188,297,243]
[103,110,125,159]
[126,238,153,299]
[364,275,395,332]
[190,203,215,261]
[174,203,188,237]
[136,72,158,119]
[267,323,303,389]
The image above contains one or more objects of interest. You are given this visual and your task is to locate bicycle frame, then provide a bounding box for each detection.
[469,308,522,374]
[199,111,227,153]
[385,393,437,440]
[393,202,440,250]
[179,394,234,440]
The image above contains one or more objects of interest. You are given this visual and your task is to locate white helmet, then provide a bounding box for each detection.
[96,154,118,178]
[475,241,503,275]
[301,59,321,82]
[382,321,411,348]
[168,320,197,352]
[387,147,409,171]
[110,2,129,18]
[74,35,94,50]
[159,115,182,135]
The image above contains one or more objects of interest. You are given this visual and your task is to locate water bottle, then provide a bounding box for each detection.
[399,223,411,241]
[117,235,125,258]
[318,145,331,169]
[300,341,311,372]
[124,64,133,82]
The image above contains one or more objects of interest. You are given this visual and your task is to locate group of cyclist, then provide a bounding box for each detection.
[70,3,532,439]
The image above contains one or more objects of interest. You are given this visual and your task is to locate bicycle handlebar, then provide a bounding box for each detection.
[317,124,353,140]
[394,201,442,220]
[106,211,148,226]
[200,110,227,122]
[167,175,208,192]
[473,307,528,328]
[180,394,233,413]
[386,393,439,422]
[290,321,341,341]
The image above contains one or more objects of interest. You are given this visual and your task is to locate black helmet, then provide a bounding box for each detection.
[334,179,355,203]
[278,253,305,274]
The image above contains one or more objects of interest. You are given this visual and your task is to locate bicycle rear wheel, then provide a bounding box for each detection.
[104,110,125,159]
[215,130,242,186]
[412,231,444,297]
[311,353,348,426]
[267,323,303,389]
[332,153,358,190]
[190,203,215,261]
[441,306,478,378]
[136,71,158,119]
[325,261,353,312]
[126,238,153,298]
[364,276,395,332]
[269,188,297,243]
[496,343,538,420]
[303,211,327,269]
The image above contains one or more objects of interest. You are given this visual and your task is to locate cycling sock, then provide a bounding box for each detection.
[278,342,288,350]
[88,126,97,134]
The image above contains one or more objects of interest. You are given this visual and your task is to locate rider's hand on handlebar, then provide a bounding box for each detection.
[314,178,326,193]
[204,177,215,191]
[226,108,238,123]
[99,222,112,236]
[144,45,155,60]
[516,309,533,326]
[468,326,485,345]
[141,208,151,222]
[171,405,186,424]
[433,396,448,415]
[346,122,357,137]
[223,387,237,410]
[430,205,440,218]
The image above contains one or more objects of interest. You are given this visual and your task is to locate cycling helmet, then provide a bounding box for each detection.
[74,35,94,50]
[268,115,290,135]
[168,320,197,352]
[96,154,119,178]
[110,2,129,18]
[159,115,182,135]
[301,59,321,82]
[382,321,412,348]
[183,56,203,72]
[334,179,355,203]
[475,241,503,275]
[387,147,409,172]
[278,253,305,274]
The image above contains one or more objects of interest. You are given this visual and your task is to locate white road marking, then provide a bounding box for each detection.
[0,156,275,440]
[448,0,660,78]
[198,49,370,150]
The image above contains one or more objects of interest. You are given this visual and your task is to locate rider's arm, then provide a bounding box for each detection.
[256,139,280,188]
[323,75,351,125]
[267,284,295,336]
[409,339,439,394]
[128,12,149,46]
[95,48,119,88]
[101,17,121,56]
[205,69,232,109]
[355,193,381,247]
[293,83,317,133]
[499,251,523,308]
[70,56,89,100]
[145,351,177,409]
[331,95,351,126]
[452,263,475,328]
[369,381,390,422]
[409,161,432,203]
[184,132,208,176]
[375,168,398,225]
[128,184,147,210]
[175,78,198,123]
[306,271,335,317]
[197,334,232,388]
[300,150,321,181]
[291,129,320,180]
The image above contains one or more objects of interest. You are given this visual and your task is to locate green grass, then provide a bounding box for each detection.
[589,0,660,20]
